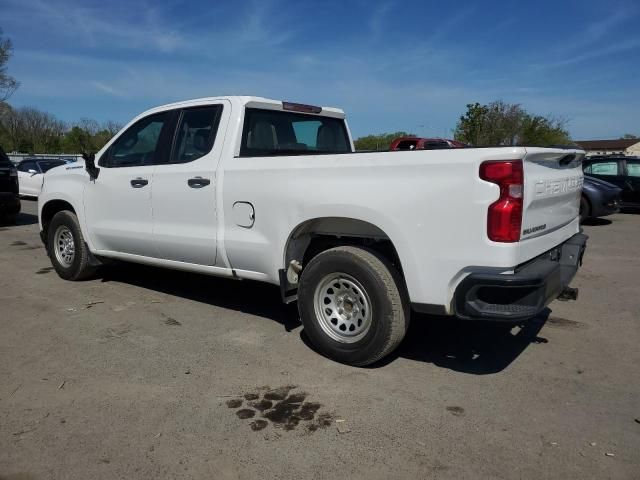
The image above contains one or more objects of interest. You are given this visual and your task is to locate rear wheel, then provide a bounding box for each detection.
[298,246,409,366]
[47,210,97,280]
[579,196,590,223]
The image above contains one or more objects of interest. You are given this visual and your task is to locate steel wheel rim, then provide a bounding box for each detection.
[313,273,372,343]
[53,225,75,267]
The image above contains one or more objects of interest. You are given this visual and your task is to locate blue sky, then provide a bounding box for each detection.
[1,0,639,139]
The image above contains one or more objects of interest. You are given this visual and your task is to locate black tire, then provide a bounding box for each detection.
[47,210,97,281]
[579,196,590,223]
[298,246,409,366]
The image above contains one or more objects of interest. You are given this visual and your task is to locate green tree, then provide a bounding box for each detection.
[62,126,93,153]
[91,121,122,151]
[519,114,571,145]
[354,131,416,151]
[454,103,489,146]
[0,101,122,154]
[454,101,570,146]
[0,28,19,102]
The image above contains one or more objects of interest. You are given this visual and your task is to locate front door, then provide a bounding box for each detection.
[151,102,228,265]
[83,111,174,257]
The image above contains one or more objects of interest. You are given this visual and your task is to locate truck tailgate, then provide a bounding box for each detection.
[521,148,583,241]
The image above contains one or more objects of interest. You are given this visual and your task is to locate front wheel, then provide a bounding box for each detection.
[47,210,97,280]
[298,246,409,366]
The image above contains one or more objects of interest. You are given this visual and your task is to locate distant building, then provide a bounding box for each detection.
[575,139,640,156]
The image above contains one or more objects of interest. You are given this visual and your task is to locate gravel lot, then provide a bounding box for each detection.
[1,199,639,480]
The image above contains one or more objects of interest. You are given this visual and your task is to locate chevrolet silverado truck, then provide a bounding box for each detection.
[38,96,587,366]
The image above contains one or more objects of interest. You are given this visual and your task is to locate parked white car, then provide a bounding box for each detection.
[17,158,69,197]
[37,96,588,365]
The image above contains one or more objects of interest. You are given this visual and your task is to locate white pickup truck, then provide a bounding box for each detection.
[38,96,587,365]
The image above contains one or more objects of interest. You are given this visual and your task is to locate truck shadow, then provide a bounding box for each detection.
[0,211,38,227]
[581,217,612,226]
[99,263,302,332]
[100,262,549,374]
[377,311,550,374]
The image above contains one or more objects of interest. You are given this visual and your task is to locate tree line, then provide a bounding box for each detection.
[0,104,122,154]
[353,101,575,151]
[0,28,121,154]
[454,101,571,146]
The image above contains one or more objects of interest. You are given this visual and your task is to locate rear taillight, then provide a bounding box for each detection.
[480,160,523,242]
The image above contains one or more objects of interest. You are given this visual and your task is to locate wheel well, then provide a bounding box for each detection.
[302,236,402,272]
[41,200,76,237]
[283,218,404,291]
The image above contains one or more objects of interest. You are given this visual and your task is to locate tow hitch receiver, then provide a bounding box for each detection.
[558,287,579,301]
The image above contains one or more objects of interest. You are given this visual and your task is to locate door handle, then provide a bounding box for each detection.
[130,178,149,188]
[188,177,211,188]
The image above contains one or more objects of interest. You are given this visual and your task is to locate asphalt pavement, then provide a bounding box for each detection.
[1,199,638,479]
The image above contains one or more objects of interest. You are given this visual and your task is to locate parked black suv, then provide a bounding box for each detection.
[583,156,640,208]
[0,145,21,222]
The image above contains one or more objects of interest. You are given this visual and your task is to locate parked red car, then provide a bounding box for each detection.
[389,137,467,150]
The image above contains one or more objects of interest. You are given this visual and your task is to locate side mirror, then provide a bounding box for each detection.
[28,169,38,176]
[82,152,100,180]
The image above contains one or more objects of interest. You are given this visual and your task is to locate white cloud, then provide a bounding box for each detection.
[91,81,127,98]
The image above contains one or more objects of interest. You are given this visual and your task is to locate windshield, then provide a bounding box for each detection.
[240,108,351,157]
[39,160,66,172]
[0,146,12,167]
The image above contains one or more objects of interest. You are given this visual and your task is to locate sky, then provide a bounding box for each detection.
[0,0,639,140]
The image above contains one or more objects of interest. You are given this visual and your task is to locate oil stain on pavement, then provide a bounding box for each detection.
[446,406,465,417]
[226,386,334,432]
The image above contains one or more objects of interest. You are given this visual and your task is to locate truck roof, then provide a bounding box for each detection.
[138,96,346,119]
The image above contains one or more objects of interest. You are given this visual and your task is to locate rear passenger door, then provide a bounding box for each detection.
[151,101,229,265]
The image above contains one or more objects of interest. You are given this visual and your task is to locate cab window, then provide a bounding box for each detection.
[170,106,222,164]
[39,160,65,172]
[396,140,418,150]
[18,161,37,173]
[0,146,12,167]
[584,161,618,176]
[627,161,640,177]
[102,112,171,167]
[240,108,351,157]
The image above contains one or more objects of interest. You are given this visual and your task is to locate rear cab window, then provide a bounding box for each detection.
[240,108,351,157]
